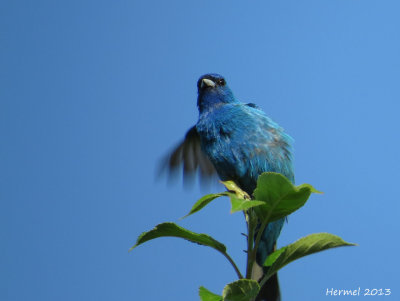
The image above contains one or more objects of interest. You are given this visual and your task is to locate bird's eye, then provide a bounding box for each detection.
[217,79,226,86]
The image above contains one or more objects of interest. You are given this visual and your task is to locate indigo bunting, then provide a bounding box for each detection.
[165,74,294,301]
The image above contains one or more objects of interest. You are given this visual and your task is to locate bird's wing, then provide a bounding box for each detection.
[159,126,217,185]
[245,102,260,109]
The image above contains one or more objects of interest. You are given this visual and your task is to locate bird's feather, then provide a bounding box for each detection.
[159,126,217,186]
[162,74,294,301]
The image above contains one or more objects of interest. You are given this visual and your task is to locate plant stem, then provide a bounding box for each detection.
[249,209,274,279]
[220,251,244,279]
[252,218,269,264]
[245,210,256,278]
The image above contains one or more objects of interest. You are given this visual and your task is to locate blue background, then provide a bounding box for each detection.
[2,1,399,300]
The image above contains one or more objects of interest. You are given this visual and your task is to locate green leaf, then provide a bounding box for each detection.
[129,222,226,253]
[199,286,222,301]
[228,193,265,214]
[221,180,264,214]
[222,279,260,301]
[264,233,356,278]
[264,246,287,267]
[182,193,227,219]
[221,181,250,199]
[253,172,322,222]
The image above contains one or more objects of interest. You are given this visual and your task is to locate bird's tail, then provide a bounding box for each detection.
[255,272,280,301]
[252,261,281,301]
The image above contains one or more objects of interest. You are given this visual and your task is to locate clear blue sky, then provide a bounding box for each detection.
[1,1,399,300]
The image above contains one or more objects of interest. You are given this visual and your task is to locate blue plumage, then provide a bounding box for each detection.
[196,74,293,270]
[166,74,294,301]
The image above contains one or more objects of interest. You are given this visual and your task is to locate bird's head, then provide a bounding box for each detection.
[197,74,237,113]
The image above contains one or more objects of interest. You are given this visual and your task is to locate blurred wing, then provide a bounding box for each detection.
[159,126,217,185]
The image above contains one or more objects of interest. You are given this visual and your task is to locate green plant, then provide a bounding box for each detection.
[130,172,355,301]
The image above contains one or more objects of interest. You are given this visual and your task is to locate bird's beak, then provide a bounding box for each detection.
[201,78,216,89]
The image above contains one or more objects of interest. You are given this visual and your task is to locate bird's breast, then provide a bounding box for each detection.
[196,108,251,183]
[196,103,294,190]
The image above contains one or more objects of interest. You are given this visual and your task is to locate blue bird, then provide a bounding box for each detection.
[165,74,294,301]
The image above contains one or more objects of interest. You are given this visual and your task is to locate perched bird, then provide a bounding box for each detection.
[164,74,294,301]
